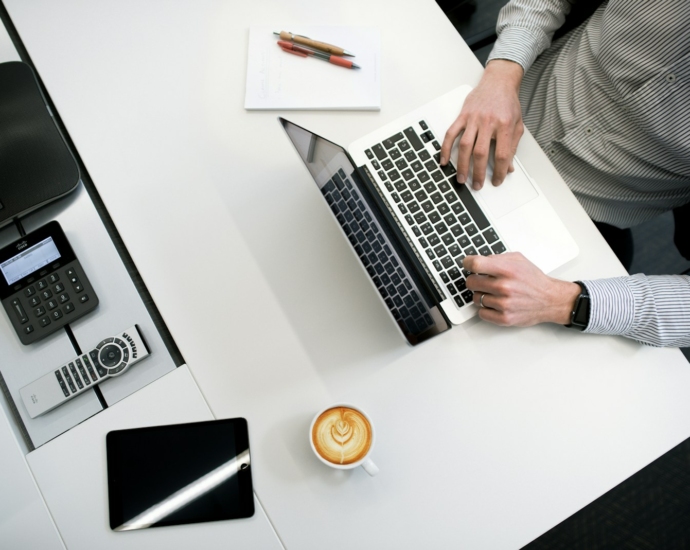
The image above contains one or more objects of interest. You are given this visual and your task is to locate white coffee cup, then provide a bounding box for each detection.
[309,403,379,477]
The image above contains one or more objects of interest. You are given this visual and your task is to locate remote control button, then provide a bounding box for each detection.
[115,338,126,349]
[122,349,130,363]
[51,309,63,321]
[74,283,84,293]
[37,279,48,290]
[99,344,122,368]
[79,294,89,304]
[24,325,34,335]
[83,355,99,382]
[58,293,70,304]
[24,286,36,297]
[40,289,53,300]
[69,363,83,389]
[40,316,51,328]
[76,359,90,386]
[62,367,77,393]
[64,303,75,314]
[34,306,46,317]
[97,337,114,349]
[29,296,41,307]
[55,371,70,397]
[48,273,60,284]
[47,299,58,310]
[55,283,65,293]
[109,362,127,375]
[66,268,77,278]
[11,300,29,324]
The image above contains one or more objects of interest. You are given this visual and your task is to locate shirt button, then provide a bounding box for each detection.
[585,127,593,135]
[549,148,556,155]
[666,73,676,83]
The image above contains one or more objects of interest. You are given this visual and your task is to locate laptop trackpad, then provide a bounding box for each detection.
[472,161,539,219]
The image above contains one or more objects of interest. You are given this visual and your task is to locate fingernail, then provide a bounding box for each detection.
[440,155,446,165]
[472,182,481,190]
[457,174,466,183]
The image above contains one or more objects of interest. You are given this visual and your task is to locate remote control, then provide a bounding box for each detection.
[20,325,150,418]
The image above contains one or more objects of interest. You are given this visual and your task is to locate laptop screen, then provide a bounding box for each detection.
[280,118,451,345]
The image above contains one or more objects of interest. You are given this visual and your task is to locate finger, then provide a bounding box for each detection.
[466,274,503,296]
[455,125,477,184]
[463,254,512,278]
[472,290,502,311]
[471,127,493,190]
[491,129,514,186]
[508,160,515,173]
[441,115,465,166]
[507,122,523,175]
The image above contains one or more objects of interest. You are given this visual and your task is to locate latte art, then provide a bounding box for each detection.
[312,407,372,465]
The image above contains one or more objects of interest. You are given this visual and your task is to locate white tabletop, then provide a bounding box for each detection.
[6,1,690,548]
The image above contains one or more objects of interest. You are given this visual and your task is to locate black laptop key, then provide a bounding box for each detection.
[483,228,499,244]
[414,190,428,202]
[424,160,437,172]
[428,211,441,224]
[401,191,414,203]
[403,127,425,151]
[411,160,424,172]
[383,133,404,149]
[423,181,436,194]
[466,224,478,237]
[430,192,444,205]
[394,180,407,193]
[323,180,336,193]
[402,169,414,181]
[479,246,492,256]
[421,201,434,213]
[461,290,474,304]
[414,212,427,225]
[432,141,441,150]
[444,214,458,226]
[472,235,485,247]
[404,150,416,162]
[433,260,443,272]
[418,150,431,161]
[418,171,430,183]
[491,241,507,254]
[420,132,430,143]
[371,143,388,160]
[431,170,444,183]
[388,170,401,182]
[421,223,434,236]
[441,256,454,269]
[395,158,407,170]
[464,246,478,256]
[399,140,411,152]
[390,148,402,160]
[434,222,448,235]
[372,160,380,170]
[382,159,394,171]
[378,170,388,181]
[459,213,471,225]
[408,179,421,192]
[440,163,456,177]
[365,149,374,159]
[448,267,461,280]
[454,183,491,230]
[442,233,455,246]
[449,244,462,256]
[458,235,470,248]
[451,201,464,213]
[408,201,421,214]
[438,181,452,194]
[433,244,447,257]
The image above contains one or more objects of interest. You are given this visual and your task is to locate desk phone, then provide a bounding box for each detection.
[0,221,98,344]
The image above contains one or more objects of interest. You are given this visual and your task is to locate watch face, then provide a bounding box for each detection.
[572,294,590,329]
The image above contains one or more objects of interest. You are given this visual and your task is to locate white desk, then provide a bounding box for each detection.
[5,1,690,548]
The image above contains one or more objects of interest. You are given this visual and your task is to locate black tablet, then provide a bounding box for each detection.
[106,418,254,531]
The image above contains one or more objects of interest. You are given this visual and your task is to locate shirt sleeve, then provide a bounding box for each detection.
[581,274,690,347]
[486,0,577,71]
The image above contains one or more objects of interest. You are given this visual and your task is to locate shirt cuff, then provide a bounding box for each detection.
[486,26,550,71]
[580,278,636,337]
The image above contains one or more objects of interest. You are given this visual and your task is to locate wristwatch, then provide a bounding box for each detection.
[565,281,590,331]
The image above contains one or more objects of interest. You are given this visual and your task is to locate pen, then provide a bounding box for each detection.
[277,41,360,69]
[274,30,355,57]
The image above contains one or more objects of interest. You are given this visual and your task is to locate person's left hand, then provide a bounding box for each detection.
[463,252,581,327]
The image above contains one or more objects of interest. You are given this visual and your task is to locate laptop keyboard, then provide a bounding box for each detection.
[322,169,435,336]
[365,121,507,309]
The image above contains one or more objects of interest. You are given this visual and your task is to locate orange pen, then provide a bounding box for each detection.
[277,41,360,70]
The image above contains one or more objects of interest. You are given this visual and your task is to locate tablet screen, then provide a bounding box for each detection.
[106,418,254,531]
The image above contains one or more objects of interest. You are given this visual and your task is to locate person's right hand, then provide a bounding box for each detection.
[440,59,525,190]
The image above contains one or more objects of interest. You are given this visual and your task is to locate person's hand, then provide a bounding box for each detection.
[440,59,525,190]
[463,252,581,327]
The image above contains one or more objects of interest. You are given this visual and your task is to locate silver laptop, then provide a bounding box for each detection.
[280,85,578,345]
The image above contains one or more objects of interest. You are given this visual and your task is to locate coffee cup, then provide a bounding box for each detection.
[309,404,378,476]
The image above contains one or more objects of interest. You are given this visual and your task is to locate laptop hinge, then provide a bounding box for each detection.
[354,165,446,306]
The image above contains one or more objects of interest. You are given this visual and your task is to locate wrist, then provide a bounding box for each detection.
[484,59,524,92]
[547,279,583,325]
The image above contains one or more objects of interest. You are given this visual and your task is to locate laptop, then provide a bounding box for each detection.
[280,85,578,345]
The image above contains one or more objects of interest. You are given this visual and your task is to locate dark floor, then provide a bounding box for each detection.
[436,1,690,548]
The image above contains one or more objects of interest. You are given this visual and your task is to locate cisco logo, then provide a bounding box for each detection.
[16,240,28,251]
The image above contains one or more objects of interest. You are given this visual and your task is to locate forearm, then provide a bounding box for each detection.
[487,0,577,71]
[582,274,690,347]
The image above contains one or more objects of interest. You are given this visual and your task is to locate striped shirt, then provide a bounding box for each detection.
[487,0,690,346]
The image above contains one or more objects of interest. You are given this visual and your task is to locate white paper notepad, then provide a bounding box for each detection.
[245,26,380,110]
